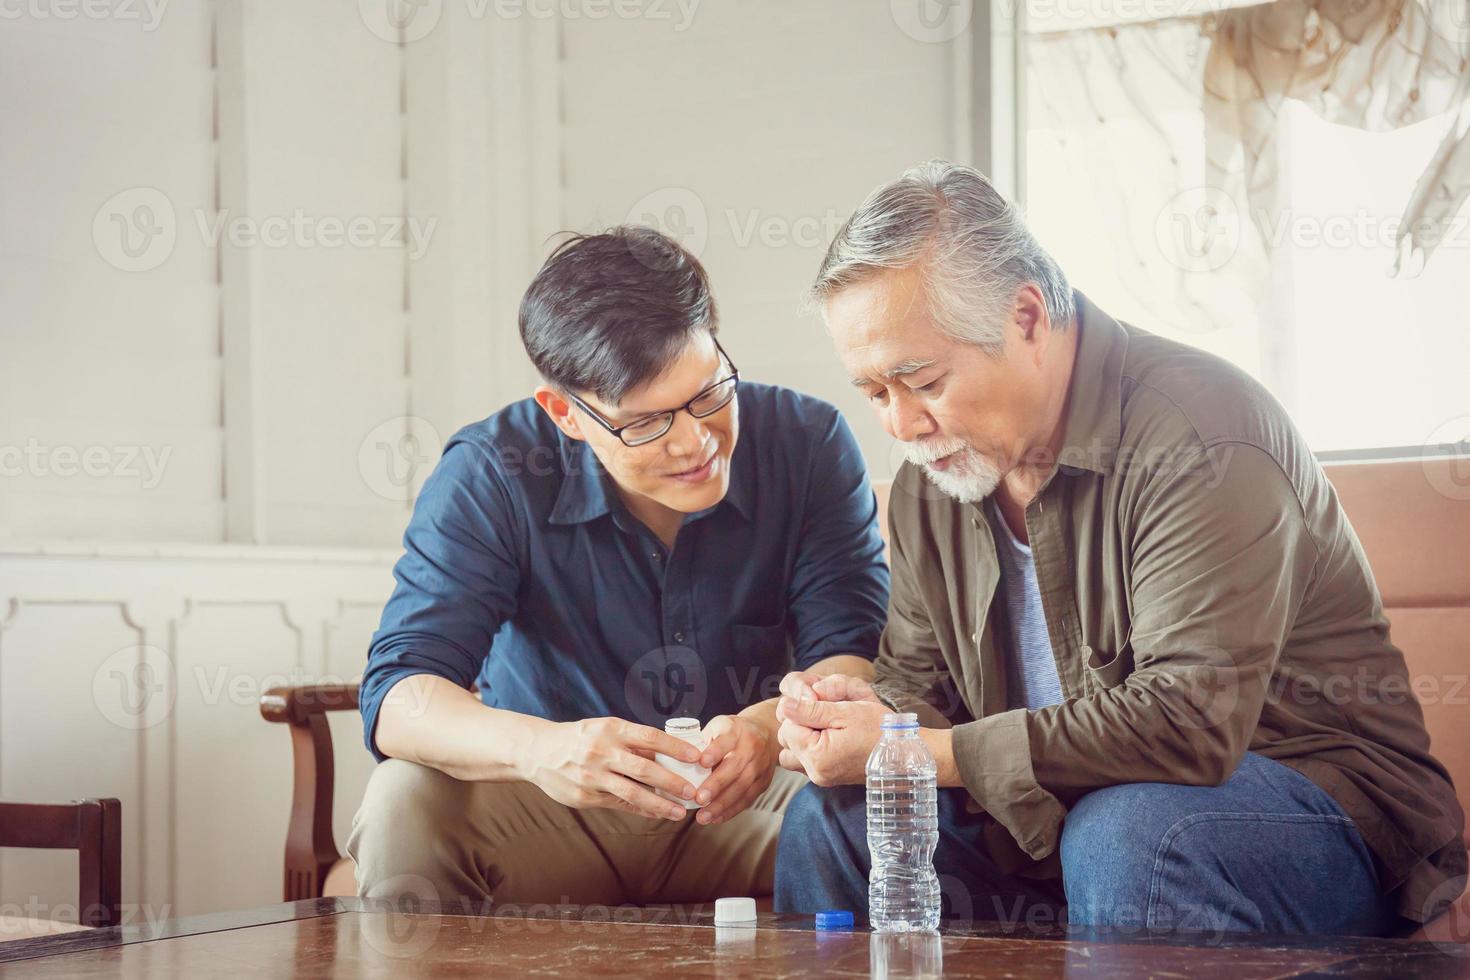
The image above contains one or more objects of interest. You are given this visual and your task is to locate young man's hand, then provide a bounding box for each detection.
[775,696,889,785]
[526,716,702,821]
[692,713,780,825]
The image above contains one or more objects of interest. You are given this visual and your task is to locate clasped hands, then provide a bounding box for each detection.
[773,671,893,786]
[527,671,889,823]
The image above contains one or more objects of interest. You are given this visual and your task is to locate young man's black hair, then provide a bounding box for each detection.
[518,226,718,405]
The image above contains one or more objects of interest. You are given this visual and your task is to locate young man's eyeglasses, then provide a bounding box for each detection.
[566,337,740,448]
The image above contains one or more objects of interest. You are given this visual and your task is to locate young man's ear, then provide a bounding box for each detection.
[534,385,587,442]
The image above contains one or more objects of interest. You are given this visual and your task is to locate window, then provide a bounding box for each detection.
[1022,11,1470,457]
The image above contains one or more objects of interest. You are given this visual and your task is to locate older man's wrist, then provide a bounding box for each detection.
[919,728,963,787]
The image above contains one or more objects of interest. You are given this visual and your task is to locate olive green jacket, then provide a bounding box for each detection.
[871,292,1466,924]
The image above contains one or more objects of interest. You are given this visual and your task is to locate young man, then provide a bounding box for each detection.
[348,226,889,908]
[773,162,1466,936]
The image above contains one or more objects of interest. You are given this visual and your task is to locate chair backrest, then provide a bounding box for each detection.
[0,798,122,927]
[870,456,1470,841]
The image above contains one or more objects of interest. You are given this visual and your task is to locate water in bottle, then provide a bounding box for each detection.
[866,711,940,932]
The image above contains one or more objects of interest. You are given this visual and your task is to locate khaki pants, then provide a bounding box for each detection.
[347,759,807,906]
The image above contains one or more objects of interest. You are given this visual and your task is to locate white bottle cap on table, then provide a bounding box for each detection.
[713,897,757,925]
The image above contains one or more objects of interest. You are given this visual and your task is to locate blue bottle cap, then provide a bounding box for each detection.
[815,910,854,931]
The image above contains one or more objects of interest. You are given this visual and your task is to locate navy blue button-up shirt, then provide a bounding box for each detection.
[361,382,890,760]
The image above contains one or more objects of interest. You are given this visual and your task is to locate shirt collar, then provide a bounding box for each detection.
[546,396,756,526]
[548,437,614,525]
[1054,290,1128,477]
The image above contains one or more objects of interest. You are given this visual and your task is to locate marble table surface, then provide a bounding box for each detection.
[0,897,1465,977]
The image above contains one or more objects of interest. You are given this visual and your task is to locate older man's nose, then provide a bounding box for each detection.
[887,391,935,443]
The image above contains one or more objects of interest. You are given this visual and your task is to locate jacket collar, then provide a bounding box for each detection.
[1054,290,1128,477]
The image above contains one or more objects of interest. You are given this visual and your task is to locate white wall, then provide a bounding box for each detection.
[556,0,969,474]
[0,0,976,921]
[1,6,223,543]
[0,1,550,551]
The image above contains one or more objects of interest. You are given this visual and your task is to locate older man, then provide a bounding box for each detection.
[772,161,1466,936]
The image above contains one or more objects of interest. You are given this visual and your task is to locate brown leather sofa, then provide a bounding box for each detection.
[1325,458,1469,942]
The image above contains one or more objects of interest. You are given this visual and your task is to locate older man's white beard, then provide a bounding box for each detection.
[902,439,1003,504]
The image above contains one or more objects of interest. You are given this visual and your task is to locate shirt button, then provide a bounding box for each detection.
[673,632,686,644]
[971,632,978,644]
[651,553,662,562]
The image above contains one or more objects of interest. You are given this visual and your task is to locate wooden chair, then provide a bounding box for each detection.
[0,798,122,937]
[259,683,361,901]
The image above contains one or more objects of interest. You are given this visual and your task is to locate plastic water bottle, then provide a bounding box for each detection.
[866,711,940,932]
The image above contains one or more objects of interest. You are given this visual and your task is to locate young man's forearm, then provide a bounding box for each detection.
[380,656,878,781]
[374,673,552,782]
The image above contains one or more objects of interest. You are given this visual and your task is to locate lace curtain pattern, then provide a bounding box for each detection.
[1026,0,1470,332]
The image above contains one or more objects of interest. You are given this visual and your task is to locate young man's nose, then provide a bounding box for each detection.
[663,411,710,458]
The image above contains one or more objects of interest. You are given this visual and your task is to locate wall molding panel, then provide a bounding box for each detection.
[0,546,395,920]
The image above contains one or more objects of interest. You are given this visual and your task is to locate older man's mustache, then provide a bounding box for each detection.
[902,437,972,467]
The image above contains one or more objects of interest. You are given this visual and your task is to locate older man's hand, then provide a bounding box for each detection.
[775,695,890,786]
[776,671,882,709]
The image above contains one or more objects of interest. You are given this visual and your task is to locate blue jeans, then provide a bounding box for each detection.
[776,753,1400,937]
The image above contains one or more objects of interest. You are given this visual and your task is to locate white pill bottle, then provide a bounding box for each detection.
[655,717,712,809]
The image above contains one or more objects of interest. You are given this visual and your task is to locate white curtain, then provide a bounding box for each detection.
[1026,0,1470,332]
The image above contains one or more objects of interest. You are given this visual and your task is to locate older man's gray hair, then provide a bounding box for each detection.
[811,161,1074,350]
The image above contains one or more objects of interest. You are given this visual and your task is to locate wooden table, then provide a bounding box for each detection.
[0,898,1464,977]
